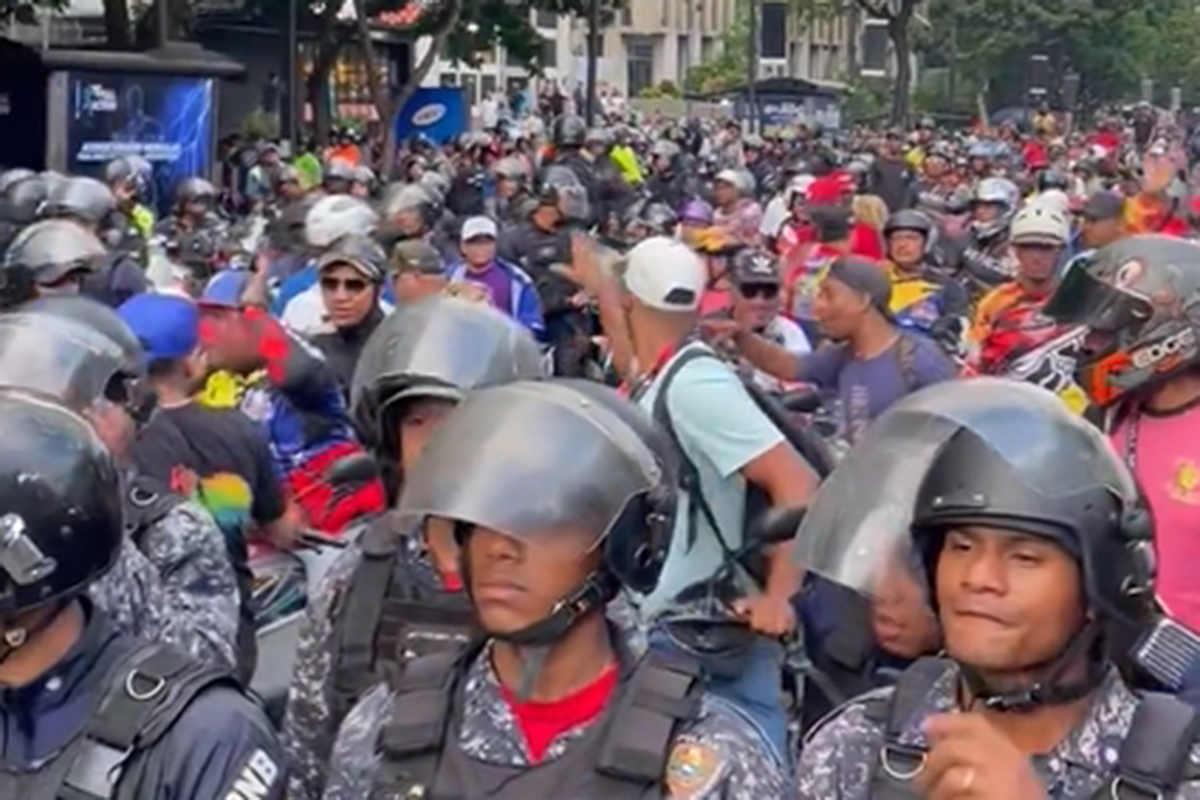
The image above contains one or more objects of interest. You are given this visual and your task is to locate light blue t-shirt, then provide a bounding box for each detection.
[633,343,784,620]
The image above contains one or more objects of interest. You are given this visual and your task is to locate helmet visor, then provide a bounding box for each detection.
[1045,259,1155,338]
[397,382,660,558]
[792,379,1136,599]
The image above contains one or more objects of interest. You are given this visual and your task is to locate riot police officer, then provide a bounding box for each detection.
[795,378,1200,799]
[2,218,107,303]
[0,387,284,798]
[490,156,536,227]
[282,297,546,800]
[0,172,47,252]
[0,298,242,673]
[551,114,599,212]
[321,379,789,799]
[40,175,149,307]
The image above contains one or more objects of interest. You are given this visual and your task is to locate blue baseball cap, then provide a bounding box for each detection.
[200,268,254,308]
[117,293,200,364]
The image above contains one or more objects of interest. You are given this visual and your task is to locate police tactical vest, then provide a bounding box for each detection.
[332,518,476,720]
[374,643,703,800]
[0,642,236,799]
[124,474,185,553]
[858,657,1200,800]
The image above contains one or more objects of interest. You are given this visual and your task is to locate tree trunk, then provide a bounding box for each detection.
[102,0,130,48]
[307,9,346,149]
[353,0,462,180]
[887,4,913,125]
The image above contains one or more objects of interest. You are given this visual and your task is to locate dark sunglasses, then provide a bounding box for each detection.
[739,283,779,300]
[320,276,370,294]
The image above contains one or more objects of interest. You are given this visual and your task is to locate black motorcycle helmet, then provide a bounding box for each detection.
[0,388,123,642]
[553,115,588,149]
[1037,168,1071,194]
[175,177,217,211]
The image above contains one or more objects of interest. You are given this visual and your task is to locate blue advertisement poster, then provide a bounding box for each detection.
[394,87,468,145]
[64,70,214,215]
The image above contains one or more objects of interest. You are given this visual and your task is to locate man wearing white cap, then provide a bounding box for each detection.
[445,215,545,337]
[577,234,817,766]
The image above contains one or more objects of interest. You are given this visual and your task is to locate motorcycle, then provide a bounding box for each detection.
[248,453,380,722]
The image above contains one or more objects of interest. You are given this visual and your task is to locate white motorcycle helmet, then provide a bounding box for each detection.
[969,177,1020,242]
[1010,202,1069,248]
[304,194,379,249]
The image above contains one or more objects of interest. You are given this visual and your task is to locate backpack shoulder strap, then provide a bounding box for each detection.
[1107,691,1200,799]
[641,345,736,556]
[862,656,951,739]
[894,333,920,393]
[596,651,704,783]
[332,517,400,712]
[61,643,236,800]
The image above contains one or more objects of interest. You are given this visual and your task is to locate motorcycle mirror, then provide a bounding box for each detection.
[323,453,380,486]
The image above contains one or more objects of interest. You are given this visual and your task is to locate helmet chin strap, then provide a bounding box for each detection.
[959,619,1106,713]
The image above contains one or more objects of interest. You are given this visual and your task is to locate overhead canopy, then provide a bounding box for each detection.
[687,76,848,102]
[37,41,244,78]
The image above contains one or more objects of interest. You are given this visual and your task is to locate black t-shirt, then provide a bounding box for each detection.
[133,402,285,527]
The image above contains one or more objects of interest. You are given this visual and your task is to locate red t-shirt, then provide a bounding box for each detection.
[849,222,884,261]
[499,663,619,763]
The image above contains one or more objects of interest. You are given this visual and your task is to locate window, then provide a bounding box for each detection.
[677,35,690,84]
[621,5,632,26]
[540,37,557,68]
[462,74,478,105]
[535,10,556,29]
[760,3,786,60]
[626,35,655,97]
[482,75,497,98]
[440,73,458,87]
[505,47,522,67]
[661,0,670,27]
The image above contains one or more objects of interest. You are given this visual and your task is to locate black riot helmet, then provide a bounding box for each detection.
[553,115,588,149]
[0,389,123,640]
[537,165,590,224]
[350,296,546,459]
[41,177,116,227]
[0,298,153,426]
[1037,168,1071,194]
[795,378,1153,712]
[4,176,49,225]
[397,379,678,643]
[3,219,106,296]
[175,177,218,209]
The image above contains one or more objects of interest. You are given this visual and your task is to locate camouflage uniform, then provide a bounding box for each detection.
[89,500,240,673]
[322,643,792,799]
[282,519,444,800]
[796,662,1200,800]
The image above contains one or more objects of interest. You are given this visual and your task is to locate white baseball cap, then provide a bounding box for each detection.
[623,236,706,312]
[460,216,499,242]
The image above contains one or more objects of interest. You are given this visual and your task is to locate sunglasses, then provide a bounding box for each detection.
[739,283,780,300]
[320,276,370,294]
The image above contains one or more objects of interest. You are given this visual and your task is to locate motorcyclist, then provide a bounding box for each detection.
[954,176,1021,300]
[320,379,790,799]
[308,233,390,389]
[883,209,969,356]
[795,378,1199,800]
[1048,235,1200,634]
[282,298,545,799]
[0,388,285,799]
[969,201,1071,377]
[644,139,697,211]
[712,168,764,247]
[40,175,149,307]
[322,159,357,196]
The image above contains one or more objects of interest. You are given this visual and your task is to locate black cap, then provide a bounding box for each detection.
[729,251,781,287]
[1081,191,1125,222]
[826,256,893,318]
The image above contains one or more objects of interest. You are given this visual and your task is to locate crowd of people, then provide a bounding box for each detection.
[0,96,1199,798]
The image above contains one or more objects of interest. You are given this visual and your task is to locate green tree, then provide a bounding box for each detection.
[792,0,920,124]
[921,0,1200,112]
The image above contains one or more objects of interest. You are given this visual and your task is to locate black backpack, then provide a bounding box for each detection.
[637,343,836,571]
